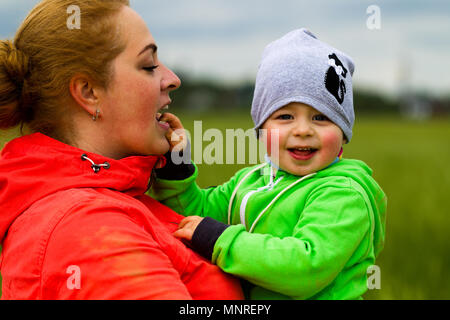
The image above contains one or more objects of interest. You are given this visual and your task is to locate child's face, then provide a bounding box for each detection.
[260,102,346,176]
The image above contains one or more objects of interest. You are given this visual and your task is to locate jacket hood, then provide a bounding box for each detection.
[318,159,387,257]
[0,133,165,242]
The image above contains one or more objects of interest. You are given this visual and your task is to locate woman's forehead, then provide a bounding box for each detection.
[117,6,155,55]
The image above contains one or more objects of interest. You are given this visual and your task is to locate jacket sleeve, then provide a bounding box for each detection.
[40,205,193,300]
[211,182,373,299]
[150,163,249,224]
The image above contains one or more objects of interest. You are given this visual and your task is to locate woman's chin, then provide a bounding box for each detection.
[153,140,171,156]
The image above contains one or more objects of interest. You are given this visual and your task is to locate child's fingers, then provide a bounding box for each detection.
[173,228,192,240]
[173,224,194,241]
[160,112,187,151]
[177,216,192,229]
[164,127,174,143]
[173,216,203,241]
[159,112,184,131]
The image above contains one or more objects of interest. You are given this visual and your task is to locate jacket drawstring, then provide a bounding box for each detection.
[227,161,317,232]
[81,154,110,173]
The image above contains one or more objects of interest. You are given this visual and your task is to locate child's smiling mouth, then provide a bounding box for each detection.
[287,147,318,161]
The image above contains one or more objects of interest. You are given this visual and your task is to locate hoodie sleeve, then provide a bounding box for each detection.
[40,204,193,300]
[150,163,250,224]
[211,181,374,300]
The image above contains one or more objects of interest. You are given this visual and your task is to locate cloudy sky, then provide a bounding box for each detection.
[1,0,449,96]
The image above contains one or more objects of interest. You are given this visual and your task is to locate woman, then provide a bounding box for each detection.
[0,0,243,299]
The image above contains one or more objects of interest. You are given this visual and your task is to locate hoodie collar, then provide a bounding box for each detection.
[0,133,165,242]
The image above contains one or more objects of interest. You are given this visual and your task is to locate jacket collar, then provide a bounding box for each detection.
[0,132,165,242]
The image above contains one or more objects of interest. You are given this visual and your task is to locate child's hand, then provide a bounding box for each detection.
[159,112,188,152]
[173,216,204,241]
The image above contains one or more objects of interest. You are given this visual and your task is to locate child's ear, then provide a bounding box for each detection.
[342,131,348,144]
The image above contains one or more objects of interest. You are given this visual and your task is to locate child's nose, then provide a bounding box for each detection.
[292,120,314,137]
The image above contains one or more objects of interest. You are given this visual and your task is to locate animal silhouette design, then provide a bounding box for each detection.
[325,53,348,104]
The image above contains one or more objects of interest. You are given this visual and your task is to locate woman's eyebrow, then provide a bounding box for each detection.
[138,43,158,57]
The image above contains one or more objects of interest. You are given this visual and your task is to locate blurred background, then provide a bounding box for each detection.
[1,0,449,299]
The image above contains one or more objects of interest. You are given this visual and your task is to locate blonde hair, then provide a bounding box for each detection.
[0,0,129,142]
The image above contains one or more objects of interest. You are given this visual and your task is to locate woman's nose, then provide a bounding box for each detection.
[160,63,181,91]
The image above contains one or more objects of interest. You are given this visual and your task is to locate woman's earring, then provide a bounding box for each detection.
[92,109,100,121]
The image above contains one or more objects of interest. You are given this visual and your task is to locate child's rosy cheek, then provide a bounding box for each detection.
[264,129,281,156]
[321,132,342,154]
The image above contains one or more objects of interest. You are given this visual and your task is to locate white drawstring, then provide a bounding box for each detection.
[239,175,284,228]
[248,172,316,233]
[227,162,317,232]
[227,163,266,224]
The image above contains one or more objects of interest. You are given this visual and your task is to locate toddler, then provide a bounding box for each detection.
[152,29,387,300]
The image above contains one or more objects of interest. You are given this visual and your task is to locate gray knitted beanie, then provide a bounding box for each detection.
[251,28,355,142]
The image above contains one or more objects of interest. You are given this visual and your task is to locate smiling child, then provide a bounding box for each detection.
[151,29,387,300]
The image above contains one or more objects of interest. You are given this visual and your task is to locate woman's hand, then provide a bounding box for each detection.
[173,216,204,241]
[159,112,188,152]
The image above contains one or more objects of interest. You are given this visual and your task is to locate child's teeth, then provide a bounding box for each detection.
[156,113,162,120]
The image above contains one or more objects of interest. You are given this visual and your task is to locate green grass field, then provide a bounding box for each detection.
[1,113,449,299]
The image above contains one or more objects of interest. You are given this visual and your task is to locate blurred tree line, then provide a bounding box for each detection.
[171,72,450,119]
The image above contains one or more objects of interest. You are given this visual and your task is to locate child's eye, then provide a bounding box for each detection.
[276,114,293,120]
[143,65,159,73]
[313,114,329,121]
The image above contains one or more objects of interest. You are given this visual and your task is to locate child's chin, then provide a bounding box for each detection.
[284,165,315,176]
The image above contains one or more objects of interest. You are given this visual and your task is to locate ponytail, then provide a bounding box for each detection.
[0,0,129,139]
[0,40,33,129]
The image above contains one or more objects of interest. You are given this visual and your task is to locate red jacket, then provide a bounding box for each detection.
[0,133,243,300]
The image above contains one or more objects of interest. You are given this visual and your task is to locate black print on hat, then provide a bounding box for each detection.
[325,53,348,104]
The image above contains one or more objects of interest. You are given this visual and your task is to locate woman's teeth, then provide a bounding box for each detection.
[156,105,170,121]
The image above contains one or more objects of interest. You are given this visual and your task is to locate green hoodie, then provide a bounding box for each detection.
[151,159,386,300]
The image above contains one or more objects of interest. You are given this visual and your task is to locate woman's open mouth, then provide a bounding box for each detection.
[156,105,170,130]
[288,147,318,161]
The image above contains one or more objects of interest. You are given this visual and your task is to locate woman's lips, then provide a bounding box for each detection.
[157,120,170,130]
[156,113,170,130]
[288,148,317,161]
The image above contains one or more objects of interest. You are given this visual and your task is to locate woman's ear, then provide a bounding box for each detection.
[69,74,100,117]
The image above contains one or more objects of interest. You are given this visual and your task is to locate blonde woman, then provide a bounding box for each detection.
[0,0,243,300]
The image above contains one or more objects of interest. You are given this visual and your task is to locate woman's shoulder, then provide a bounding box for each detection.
[6,187,154,254]
[0,187,161,297]
[42,188,157,239]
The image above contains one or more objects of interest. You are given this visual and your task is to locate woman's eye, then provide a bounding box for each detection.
[277,114,293,120]
[313,114,329,121]
[143,65,159,73]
